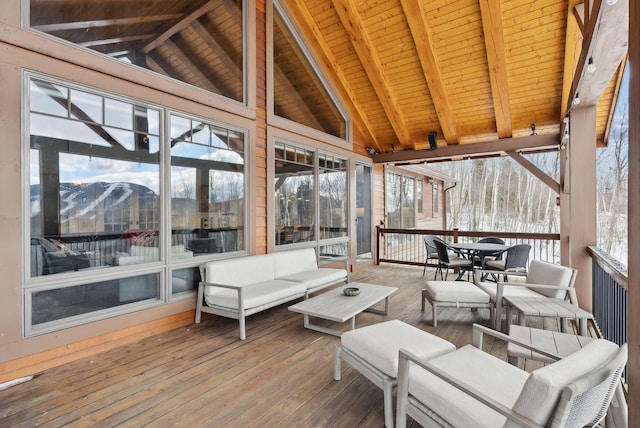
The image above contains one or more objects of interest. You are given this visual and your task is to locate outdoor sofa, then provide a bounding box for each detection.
[195,248,348,339]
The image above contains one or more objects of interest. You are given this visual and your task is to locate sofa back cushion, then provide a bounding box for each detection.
[205,254,275,286]
[273,248,318,278]
[507,339,619,427]
[525,260,574,299]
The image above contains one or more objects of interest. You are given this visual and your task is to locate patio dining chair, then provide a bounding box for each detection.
[484,243,531,281]
[433,238,473,280]
[396,324,627,428]
[422,235,440,276]
[473,237,506,268]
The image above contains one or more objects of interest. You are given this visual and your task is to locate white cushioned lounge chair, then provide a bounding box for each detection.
[396,324,627,428]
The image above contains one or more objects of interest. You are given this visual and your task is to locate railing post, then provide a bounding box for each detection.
[375,225,380,265]
[453,228,459,243]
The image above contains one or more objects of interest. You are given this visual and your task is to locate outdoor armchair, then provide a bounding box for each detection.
[395,324,627,428]
[473,259,577,331]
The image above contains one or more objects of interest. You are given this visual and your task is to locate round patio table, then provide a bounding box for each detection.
[448,242,510,279]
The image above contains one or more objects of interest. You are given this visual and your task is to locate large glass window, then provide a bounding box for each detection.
[25,75,248,334]
[273,4,347,139]
[274,142,349,252]
[170,114,245,259]
[29,78,161,277]
[29,0,245,103]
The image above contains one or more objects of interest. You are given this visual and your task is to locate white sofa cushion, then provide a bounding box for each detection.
[205,254,275,286]
[508,339,619,426]
[342,320,455,377]
[525,260,574,298]
[129,245,159,261]
[204,279,307,310]
[278,268,347,289]
[273,248,318,278]
[409,344,529,428]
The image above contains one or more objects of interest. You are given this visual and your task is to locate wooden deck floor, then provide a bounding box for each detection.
[0,264,520,427]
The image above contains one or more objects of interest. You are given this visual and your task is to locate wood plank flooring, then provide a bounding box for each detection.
[0,264,523,427]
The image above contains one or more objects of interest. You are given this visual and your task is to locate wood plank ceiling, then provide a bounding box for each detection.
[283,0,629,163]
[29,0,629,163]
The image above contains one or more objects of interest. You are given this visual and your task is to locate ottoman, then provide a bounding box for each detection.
[422,280,492,327]
[334,319,455,427]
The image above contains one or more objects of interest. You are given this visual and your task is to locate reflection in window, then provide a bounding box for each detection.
[319,153,348,240]
[386,171,416,228]
[29,78,161,277]
[274,142,315,245]
[273,5,347,139]
[170,114,245,257]
[30,273,160,328]
[29,0,245,103]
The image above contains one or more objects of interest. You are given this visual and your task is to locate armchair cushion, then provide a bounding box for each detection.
[409,345,529,428]
[525,259,574,298]
[510,339,619,426]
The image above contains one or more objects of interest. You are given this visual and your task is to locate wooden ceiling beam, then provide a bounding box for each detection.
[506,150,561,194]
[371,133,560,164]
[478,0,512,139]
[141,1,218,54]
[78,34,154,48]
[283,1,381,151]
[330,0,413,149]
[400,0,458,144]
[163,39,221,93]
[273,66,325,131]
[31,14,182,32]
[567,0,628,111]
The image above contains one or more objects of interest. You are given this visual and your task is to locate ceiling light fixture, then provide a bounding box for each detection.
[573,93,581,105]
[365,146,377,155]
[587,57,596,73]
[530,123,537,136]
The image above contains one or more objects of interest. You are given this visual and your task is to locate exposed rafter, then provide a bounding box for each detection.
[401,0,458,145]
[141,1,218,54]
[31,14,182,32]
[330,0,413,149]
[478,0,512,139]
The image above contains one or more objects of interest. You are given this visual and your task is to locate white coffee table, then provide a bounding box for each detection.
[288,282,398,336]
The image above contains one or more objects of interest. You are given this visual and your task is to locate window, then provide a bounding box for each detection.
[386,170,416,228]
[29,0,246,103]
[25,74,248,335]
[170,113,246,258]
[274,142,349,253]
[272,3,347,139]
[319,154,348,240]
[274,143,315,245]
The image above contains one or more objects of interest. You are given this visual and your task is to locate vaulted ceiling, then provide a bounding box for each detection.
[282,0,629,163]
[29,0,629,164]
